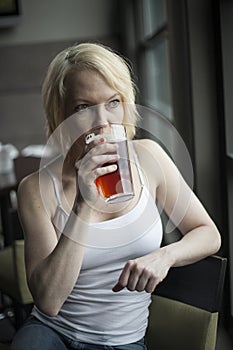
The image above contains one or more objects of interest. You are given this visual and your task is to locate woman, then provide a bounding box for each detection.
[12,42,221,350]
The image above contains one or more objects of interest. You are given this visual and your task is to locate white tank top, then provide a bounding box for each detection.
[32,143,163,346]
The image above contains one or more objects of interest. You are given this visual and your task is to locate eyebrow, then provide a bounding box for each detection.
[72,93,121,104]
[106,93,121,101]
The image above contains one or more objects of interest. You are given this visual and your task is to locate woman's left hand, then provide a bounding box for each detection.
[112,248,173,293]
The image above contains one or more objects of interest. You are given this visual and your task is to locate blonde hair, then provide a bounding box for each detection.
[42,42,140,139]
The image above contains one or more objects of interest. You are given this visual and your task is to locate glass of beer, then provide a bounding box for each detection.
[85,124,134,203]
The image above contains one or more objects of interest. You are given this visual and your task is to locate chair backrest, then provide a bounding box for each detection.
[13,239,33,304]
[0,239,33,305]
[14,156,41,183]
[0,207,33,305]
[146,255,227,350]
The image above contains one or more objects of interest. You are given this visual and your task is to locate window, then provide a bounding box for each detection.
[122,0,231,335]
[138,0,173,120]
[143,39,172,119]
[143,0,166,37]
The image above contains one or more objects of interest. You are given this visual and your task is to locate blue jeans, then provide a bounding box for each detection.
[11,316,147,350]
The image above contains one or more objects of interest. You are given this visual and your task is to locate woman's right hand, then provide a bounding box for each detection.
[75,138,119,206]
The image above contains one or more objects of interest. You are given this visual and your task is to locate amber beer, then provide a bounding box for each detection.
[86,124,134,203]
[95,139,134,203]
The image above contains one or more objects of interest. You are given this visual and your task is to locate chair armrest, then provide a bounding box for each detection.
[153,255,227,312]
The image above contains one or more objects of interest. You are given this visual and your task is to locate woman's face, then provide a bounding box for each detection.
[63,69,125,145]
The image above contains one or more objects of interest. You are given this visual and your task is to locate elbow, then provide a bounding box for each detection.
[212,228,222,255]
[42,309,60,318]
[29,277,62,317]
[32,288,62,317]
[35,301,60,317]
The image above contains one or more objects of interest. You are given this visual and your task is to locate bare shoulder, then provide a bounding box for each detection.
[18,171,41,201]
[133,138,163,150]
[132,138,167,161]
[131,139,169,191]
[17,169,54,217]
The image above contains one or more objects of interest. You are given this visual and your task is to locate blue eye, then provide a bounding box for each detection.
[75,104,89,112]
[108,99,120,108]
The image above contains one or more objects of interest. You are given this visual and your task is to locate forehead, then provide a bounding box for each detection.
[65,68,117,101]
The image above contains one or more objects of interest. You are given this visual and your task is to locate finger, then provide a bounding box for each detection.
[92,153,120,167]
[78,140,119,172]
[93,137,106,145]
[78,141,118,167]
[145,277,158,293]
[94,163,118,178]
[112,260,132,292]
[145,277,166,293]
[134,267,154,292]
[85,136,106,152]
[112,282,125,292]
[90,141,118,157]
[135,275,150,292]
[77,153,119,180]
[82,152,120,174]
[127,269,141,291]
[146,277,159,293]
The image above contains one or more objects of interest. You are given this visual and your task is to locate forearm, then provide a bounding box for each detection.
[30,234,84,316]
[162,224,221,268]
[29,202,92,316]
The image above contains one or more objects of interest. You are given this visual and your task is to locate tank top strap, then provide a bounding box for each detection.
[44,167,62,207]
[129,141,145,187]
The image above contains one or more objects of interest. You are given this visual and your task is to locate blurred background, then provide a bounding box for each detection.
[0,0,232,347]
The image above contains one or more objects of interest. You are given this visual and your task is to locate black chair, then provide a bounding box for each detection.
[146,255,227,350]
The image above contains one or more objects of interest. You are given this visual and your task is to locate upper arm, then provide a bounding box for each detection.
[137,139,217,235]
[17,172,59,280]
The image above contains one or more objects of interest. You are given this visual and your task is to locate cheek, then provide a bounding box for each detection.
[111,105,124,124]
[62,104,126,146]
[61,112,91,149]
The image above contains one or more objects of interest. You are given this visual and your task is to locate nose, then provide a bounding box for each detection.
[92,104,109,130]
